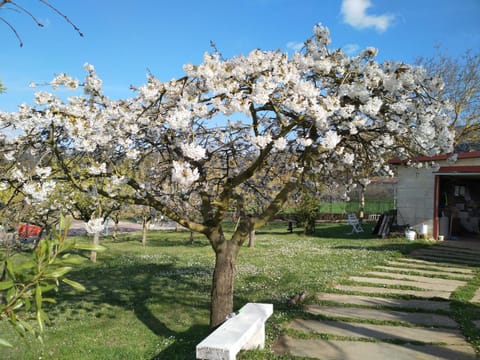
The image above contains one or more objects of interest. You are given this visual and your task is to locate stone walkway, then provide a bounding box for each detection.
[273,241,480,359]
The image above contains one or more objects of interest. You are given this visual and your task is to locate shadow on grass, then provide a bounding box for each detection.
[405,242,480,268]
[333,242,432,256]
[145,237,210,248]
[254,223,377,239]
[53,261,213,358]
[314,223,377,239]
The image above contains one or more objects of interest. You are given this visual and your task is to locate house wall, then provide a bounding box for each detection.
[396,157,480,238]
[396,166,436,236]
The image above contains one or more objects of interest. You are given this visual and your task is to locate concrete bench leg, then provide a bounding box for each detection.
[243,322,265,350]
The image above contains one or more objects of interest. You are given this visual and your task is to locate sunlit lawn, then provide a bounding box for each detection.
[0,222,426,359]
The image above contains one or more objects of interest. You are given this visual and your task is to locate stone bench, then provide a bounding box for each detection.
[196,302,273,360]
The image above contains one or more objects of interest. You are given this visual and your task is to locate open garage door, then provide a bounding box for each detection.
[435,166,480,241]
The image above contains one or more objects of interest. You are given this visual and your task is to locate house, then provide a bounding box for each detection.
[391,151,480,240]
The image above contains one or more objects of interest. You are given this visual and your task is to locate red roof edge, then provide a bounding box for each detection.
[437,166,480,173]
[389,151,480,165]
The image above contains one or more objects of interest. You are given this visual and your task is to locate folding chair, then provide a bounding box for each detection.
[347,213,364,234]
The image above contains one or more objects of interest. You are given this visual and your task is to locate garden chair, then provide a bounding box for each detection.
[347,213,364,234]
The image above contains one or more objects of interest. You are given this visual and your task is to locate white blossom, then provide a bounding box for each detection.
[22,181,55,204]
[359,178,371,187]
[273,137,288,151]
[447,153,458,163]
[88,163,107,175]
[343,153,355,165]
[296,137,313,147]
[35,166,52,178]
[171,161,199,189]
[251,134,272,150]
[3,151,15,161]
[359,47,379,59]
[126,148,140,160]
[322,131,342,150]
[181,143,207,161]
[166,108,191,130]
[313,23,331,46]
[12,168,26,182]
[85,218,104,235]
[34,91,56,105]
[50,73,79,90]
[360,97,383,116]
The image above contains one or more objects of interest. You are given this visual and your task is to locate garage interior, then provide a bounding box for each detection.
[438,174,480,240]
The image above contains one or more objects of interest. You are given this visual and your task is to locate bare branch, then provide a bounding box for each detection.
[10,1,44,27]
[0,16,22,46]
[39,0,83,37]
[1,0,83,46]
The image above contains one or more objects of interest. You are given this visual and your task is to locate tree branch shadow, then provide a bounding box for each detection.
[52,262,213,358]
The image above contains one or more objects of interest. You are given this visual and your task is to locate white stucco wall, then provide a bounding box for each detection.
[395,156,480,238]
[396,166,435,236]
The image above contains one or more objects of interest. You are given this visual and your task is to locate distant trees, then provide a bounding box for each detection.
[417,50,480,150]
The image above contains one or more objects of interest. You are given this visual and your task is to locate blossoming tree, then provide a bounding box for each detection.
[1,25,453,327]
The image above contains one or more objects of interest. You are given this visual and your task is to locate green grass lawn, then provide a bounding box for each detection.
[0,222,436,359]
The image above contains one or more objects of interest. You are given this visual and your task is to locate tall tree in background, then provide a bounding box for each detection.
[417,50,480,150]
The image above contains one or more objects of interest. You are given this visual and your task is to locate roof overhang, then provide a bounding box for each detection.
[390,151,480,165]
[435,166,480,178]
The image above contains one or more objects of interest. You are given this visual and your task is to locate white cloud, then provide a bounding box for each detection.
[342,43,360,55]
[341,0,394,32]
[286,41,304,52]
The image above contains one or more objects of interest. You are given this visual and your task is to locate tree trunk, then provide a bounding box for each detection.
[359,185,366,221]
[90,232,100,262]
[248,230,255,247]
[142,217,148,246]
[210,241,240,328]
[112,219,119,241]
[304,218,316,235]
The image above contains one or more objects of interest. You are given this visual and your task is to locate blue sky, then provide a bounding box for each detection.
[1,0,479,111]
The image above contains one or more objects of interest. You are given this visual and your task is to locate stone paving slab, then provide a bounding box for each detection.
[363,272,467,287]
[315,293,451,311]
[335,284,451,299]
[374,265,474,279]
[287,318,468,344]
[348,276,460,292]
[386,260,474,274]
[272,336,476,360]
[471,288,480,303]
[306,305,458,327]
